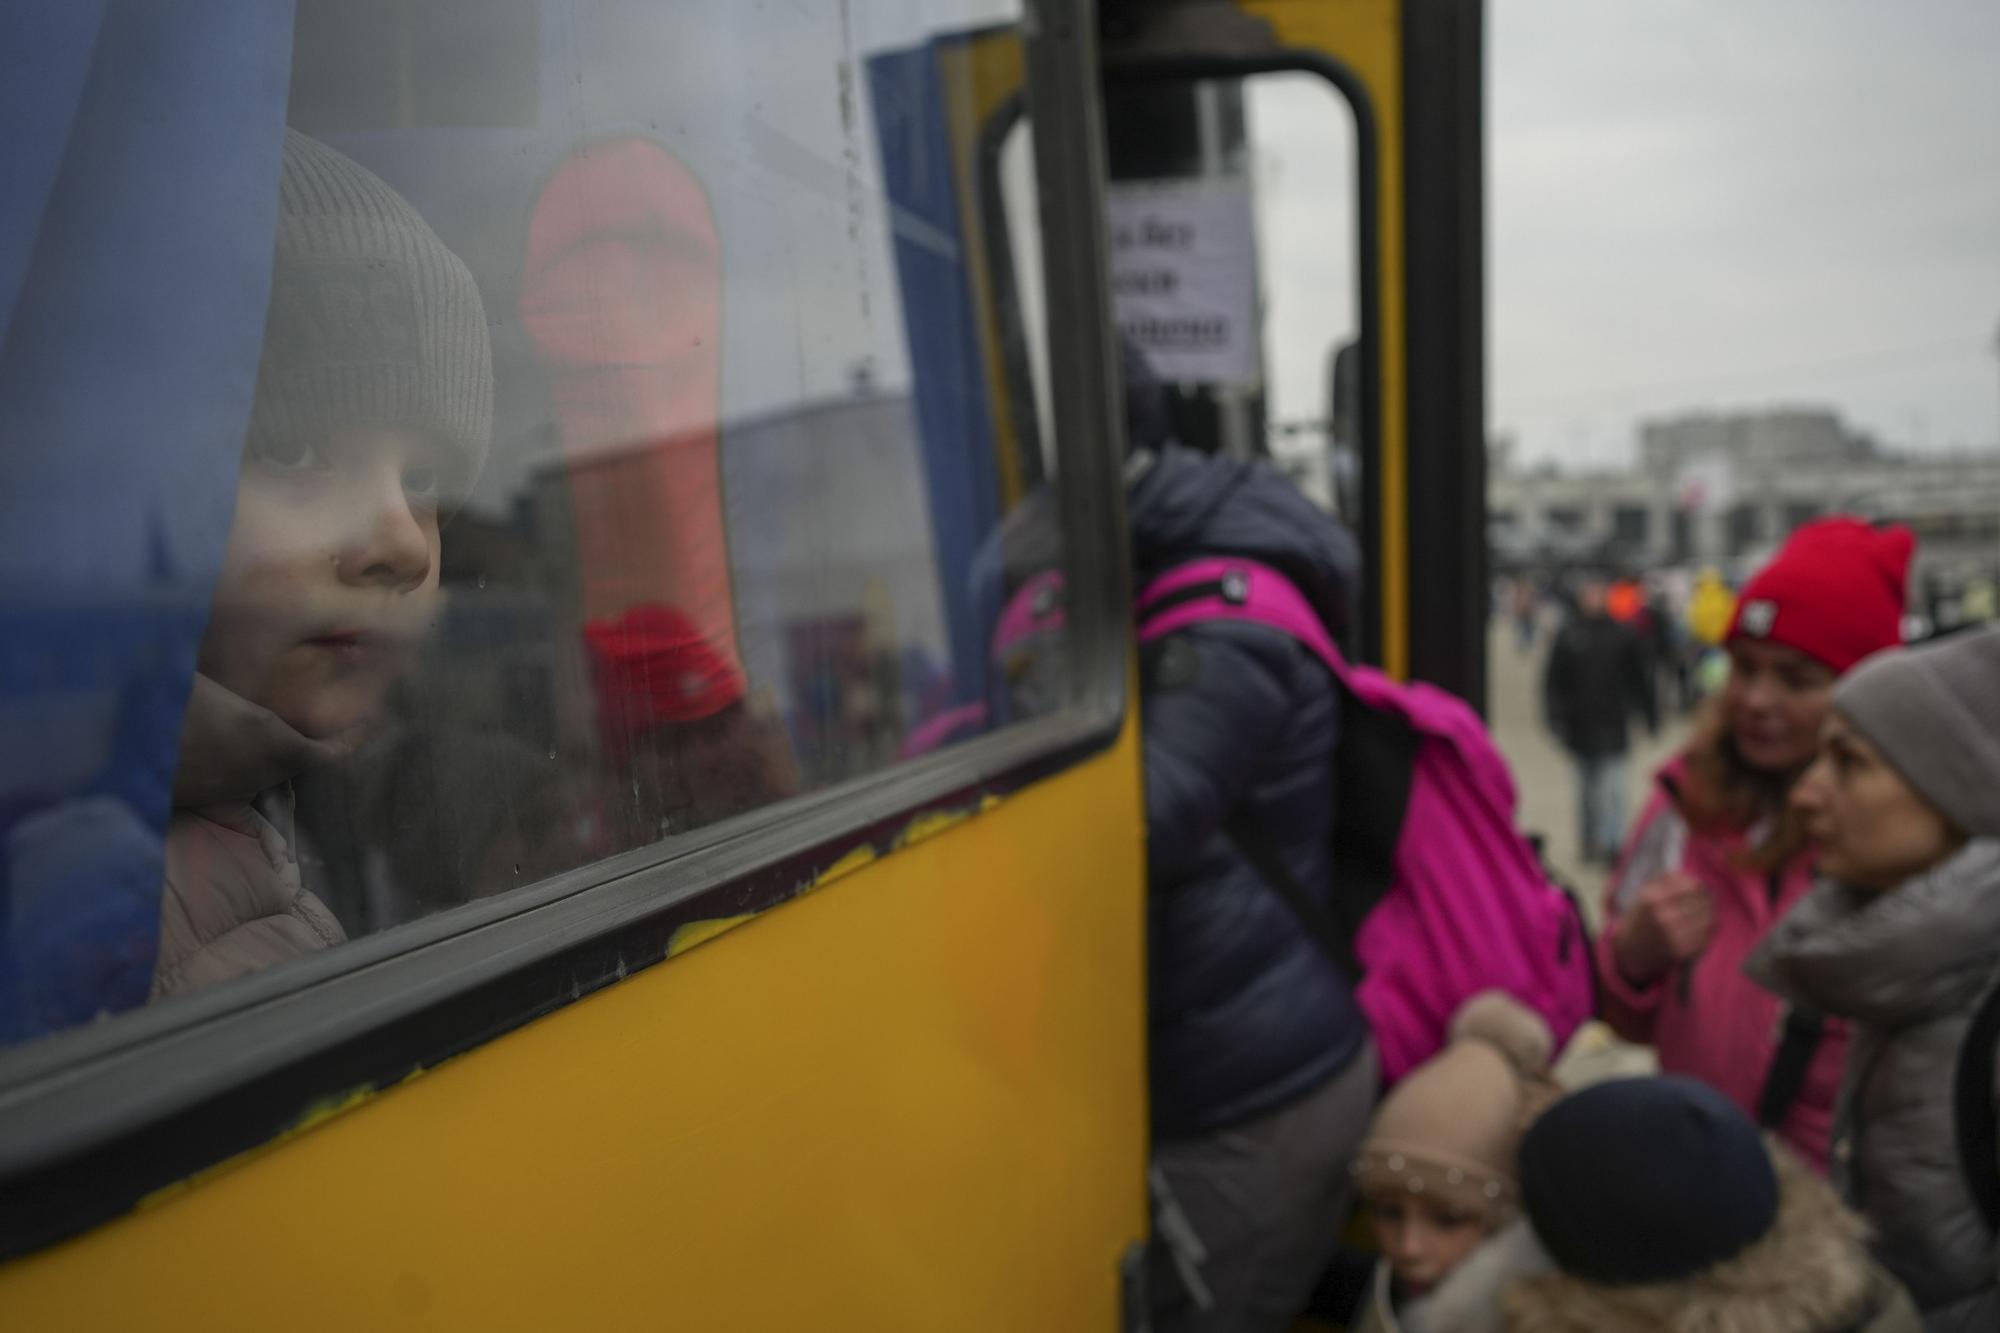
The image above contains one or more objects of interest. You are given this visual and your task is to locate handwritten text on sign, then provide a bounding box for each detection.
[1106,178,1258,384]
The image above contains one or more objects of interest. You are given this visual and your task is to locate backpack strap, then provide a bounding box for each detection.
[1326,693,1417,945]
[1954,971,2000,1235]
[1136,558,1345,678]
[1137,559,1408,984]
[1222,817,1362,982]
[1755,1003,1826,1132]
[1221,711,1417,987]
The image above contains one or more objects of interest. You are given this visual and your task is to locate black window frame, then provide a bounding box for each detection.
[1090,46,1385,667]
[0,3,1131,1261]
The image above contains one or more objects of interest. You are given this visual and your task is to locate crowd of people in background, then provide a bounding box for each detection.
[1121,333,2000,1330]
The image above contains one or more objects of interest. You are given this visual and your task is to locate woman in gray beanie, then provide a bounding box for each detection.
[1751,624,2000,1332]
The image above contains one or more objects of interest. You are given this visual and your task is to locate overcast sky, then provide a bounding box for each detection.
[1491,0,2000,468]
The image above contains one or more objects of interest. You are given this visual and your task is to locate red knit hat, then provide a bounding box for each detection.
[1726,517,1914,674]
[584,604,746,760]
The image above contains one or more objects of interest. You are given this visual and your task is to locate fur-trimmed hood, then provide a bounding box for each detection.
[1502,1147,1920,1333]
[1353,1220,1550,1333]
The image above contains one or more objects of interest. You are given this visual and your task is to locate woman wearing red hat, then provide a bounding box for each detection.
[582,604,801,846]
[1594,517,1914,1172]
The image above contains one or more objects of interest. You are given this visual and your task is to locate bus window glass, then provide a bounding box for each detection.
[1247,75,1362,522]
[0,0,1066,1046]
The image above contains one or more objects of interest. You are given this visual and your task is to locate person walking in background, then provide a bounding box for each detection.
[1596,518,1913,1172]
[1542,574,1656,866]
[1503,1076,1918,1333]
[1751,625,2000,1332]
[1603,576,1645,629]
[1640,577,1685,716]
[1686,567,1738,704]
[1509,577,1539,655]
[1687,567,1736,649]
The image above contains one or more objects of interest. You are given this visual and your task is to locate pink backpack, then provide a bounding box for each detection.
[1138,558,1594,1084]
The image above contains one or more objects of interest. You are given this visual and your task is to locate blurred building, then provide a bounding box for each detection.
[1489,408,2000,587]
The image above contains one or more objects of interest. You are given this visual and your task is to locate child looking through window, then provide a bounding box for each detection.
[155,130,490,998]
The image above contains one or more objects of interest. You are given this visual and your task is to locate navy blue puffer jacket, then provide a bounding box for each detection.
[1132,443,1371,1138]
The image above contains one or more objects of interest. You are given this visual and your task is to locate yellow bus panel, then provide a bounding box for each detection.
[1,726,1148,1331]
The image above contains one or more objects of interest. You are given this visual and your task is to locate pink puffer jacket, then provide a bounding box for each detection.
[152,677,348,999]
[1595,756,1848,1172]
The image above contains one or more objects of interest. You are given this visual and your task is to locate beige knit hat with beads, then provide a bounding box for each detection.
[1351,992,1559,1222]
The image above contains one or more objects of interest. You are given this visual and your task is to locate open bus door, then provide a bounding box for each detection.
[1096,0,1488,702]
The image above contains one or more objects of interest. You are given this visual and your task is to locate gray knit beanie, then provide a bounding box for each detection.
[247,130,491,480]
[1834,624,2000,838]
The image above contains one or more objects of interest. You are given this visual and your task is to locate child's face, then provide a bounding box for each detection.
[1367,1193,1492,1300]
[199,426,448,741]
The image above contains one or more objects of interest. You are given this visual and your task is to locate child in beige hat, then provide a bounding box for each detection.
[1349,992,1558,1333]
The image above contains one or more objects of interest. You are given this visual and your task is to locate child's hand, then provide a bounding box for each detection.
[1610,872,1715,988]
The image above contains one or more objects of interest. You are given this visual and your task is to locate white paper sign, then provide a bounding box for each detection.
[1106,178,1259,385]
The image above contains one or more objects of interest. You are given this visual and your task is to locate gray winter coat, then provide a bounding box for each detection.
[152,676,347,998]
[1750,840,2000,1333]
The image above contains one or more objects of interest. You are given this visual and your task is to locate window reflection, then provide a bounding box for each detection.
[0,1,1071,1036]
[584,605,800,846]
